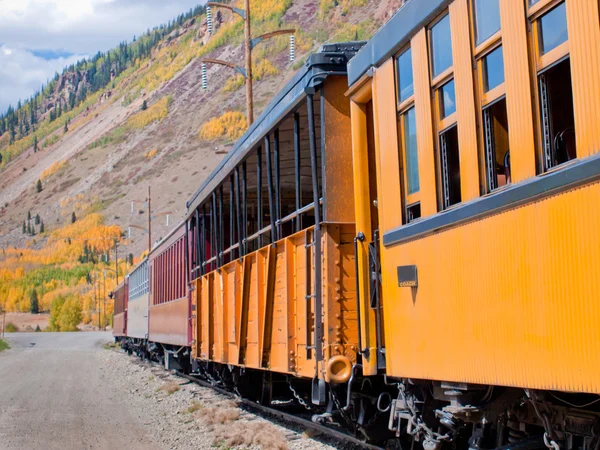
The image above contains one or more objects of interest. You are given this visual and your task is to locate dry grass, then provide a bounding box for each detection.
[193,399,240,425]
[213,421,288,449]
[40,160,68,181]
[157,381,180,395]
[186,400,203,414]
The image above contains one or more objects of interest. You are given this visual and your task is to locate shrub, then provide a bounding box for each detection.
[40,160,67,181]
[127,96,172,129]
[57,297,82,332]
[145,149,158,159]
[253,59,279,81]
[199,111,247,142]
[0,339,9,352]
[30,289,39,314]
[4,322,18,333]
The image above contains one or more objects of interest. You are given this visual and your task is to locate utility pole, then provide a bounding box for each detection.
[114,238,119,286]
[148,185,151,254]
[243,0,253,125]
[203,2,295,126]
[0,306,5,338]
[103,269,107,331]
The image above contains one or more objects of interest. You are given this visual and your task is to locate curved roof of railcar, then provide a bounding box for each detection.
[347,0,451,86]
[185,41,365,217]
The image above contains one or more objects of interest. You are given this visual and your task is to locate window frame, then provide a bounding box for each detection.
[394,43,421,221]
[428,10,460,211]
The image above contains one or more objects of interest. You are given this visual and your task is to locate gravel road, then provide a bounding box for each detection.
[0,333,343,450]
[0,332,159,450]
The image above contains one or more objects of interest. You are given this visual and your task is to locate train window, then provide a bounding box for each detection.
[483,98,510,191]
[430,14,453,78]
[473,0,501,46]
[482,46,504,92]
[439,80,456,119]
[538,3,568,55]
[396,47,414,104]
[530,1,575,171]
[406,203,421,222]
[403,107,419,195]
[539,59,576,169]
[440,126,462,208]
[530,0,540,5]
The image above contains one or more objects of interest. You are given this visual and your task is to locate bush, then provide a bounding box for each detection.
[199,111,247,142]
[35,324,41,332]
[4,322,18,333]
[0,339,9,352]
[57,297,82,332]
[30,289,39,314]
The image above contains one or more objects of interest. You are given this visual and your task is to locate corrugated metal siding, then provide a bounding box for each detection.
[126,294,149,339]
[382,179,600,393]
[499,0,536,182]
[449,0,480,202]
[566,0,600,159]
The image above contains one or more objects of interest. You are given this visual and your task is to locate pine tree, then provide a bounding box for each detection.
[30,289,39,314]
[33,135,38,153]
[27,211,31,221]
[141,100,148,111]
[128,253,134,266]
[0,153,2,165]
[40,221,45,233]
[36,179,42,193]
[64,120,68,133]
[27,222,31,234]
[22,221,26,233]
[35,214,40,225]
[35,324,41,332]
[71,211,77,223]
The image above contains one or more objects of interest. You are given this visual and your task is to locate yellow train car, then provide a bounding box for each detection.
[185,43,363,405]
[348,0,600,448]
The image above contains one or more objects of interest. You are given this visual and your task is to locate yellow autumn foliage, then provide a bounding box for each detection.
[199,111,247,142]
[40,160,67,181]
[127,96,172,129]
[145,149,159,159]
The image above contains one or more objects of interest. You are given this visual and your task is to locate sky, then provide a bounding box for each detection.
[0,0,206,112]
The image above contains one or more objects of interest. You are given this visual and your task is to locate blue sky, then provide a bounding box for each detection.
[0,0,206,112]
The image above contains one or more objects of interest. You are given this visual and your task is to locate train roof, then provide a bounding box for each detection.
[185,41,365,216]
[347,0,451,87]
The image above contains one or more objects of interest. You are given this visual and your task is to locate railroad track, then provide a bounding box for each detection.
[118,350,384,450]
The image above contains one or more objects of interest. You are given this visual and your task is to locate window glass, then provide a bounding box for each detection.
[397,48,414,103]
[431,14,453,78]
[529,0,540,5]
[539,2,568,55]
[439,79,456,119]
[473,0,501,45]
[404,107,419,194]
[483,45,505,92]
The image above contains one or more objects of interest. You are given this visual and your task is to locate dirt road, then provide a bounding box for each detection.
[0,332,160,450]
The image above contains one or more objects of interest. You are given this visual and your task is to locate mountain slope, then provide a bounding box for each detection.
[0,0,404,315]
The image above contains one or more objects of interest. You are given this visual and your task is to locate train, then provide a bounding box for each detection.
[114,1,600,448]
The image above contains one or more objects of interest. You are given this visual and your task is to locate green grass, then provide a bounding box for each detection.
[0,339,10,353]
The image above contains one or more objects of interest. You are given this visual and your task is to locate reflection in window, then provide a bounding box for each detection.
[529,0,540,6]
[430,14,453,78]
[397,48,414,103]
[439,80,456,119]
[404,107,419,194]
[483,46,505,92]
[473,0,501,45]
[539,3,568,55]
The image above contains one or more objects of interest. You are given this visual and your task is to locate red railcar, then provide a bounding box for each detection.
[147,222,191,369]
[112,280,128,339]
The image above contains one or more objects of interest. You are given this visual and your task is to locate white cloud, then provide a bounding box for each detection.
[0,0,205,111]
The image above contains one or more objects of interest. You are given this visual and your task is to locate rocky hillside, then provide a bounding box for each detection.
[0,0,404,315]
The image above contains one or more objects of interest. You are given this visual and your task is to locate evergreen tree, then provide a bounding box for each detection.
[40,221,45,233]
[27,210,31,221]
[71,211,77,223]
[33,135,38,153]
[64,120,68,133]
[35,213,40,225]
[35,324,41,332]
[0,153,3,165]
[30,289,39,314]
[128,253,134,266]
[141,100,148,111]
[22,221,26,233]
[36,179,42,193]
[27,222,31,234]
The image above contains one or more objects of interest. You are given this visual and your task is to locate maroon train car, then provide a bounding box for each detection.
[112,280,128,340]
[147,222,191,370]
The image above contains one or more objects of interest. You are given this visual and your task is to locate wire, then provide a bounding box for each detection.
[549,392,600,408]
